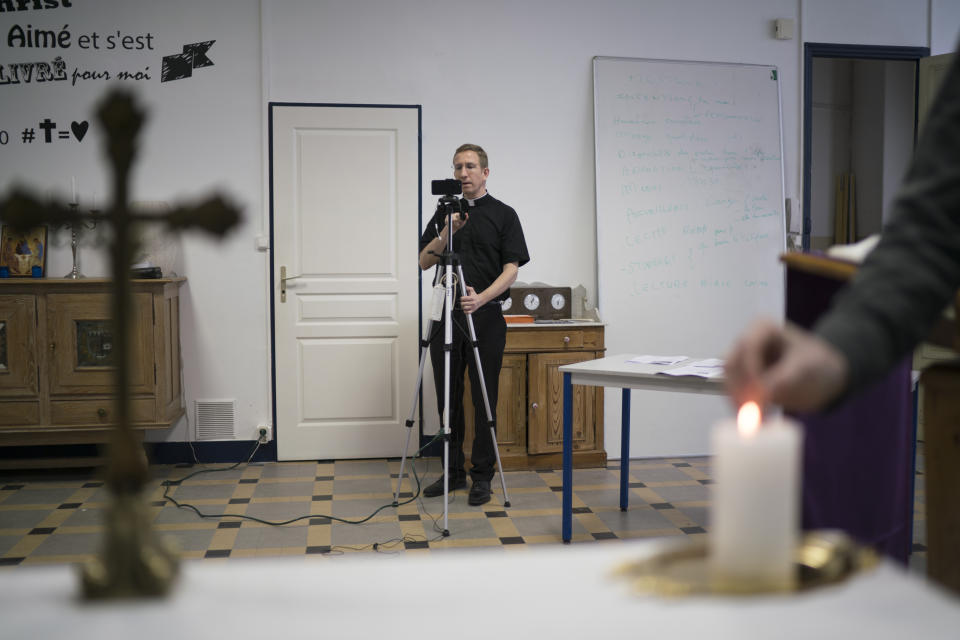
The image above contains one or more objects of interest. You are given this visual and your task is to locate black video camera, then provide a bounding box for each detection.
[431,179,466,218]
[431,179,461,196]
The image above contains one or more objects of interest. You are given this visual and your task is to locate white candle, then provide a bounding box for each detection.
[71,177,78,205]
[709,402,803,592]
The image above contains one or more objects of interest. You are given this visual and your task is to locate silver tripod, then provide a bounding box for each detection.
[393,205,511,537]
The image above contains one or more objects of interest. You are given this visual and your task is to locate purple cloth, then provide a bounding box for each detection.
[792,363,914,562]
[786,264,916,563]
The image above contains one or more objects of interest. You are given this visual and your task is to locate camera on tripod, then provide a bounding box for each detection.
[431,179,467,216]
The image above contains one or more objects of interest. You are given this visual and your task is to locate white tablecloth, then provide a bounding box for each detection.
[2,540,959,639]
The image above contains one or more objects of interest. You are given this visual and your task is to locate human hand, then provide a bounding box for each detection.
[442,212,469,238]
[460,286,484,314]
[724,317,850,413]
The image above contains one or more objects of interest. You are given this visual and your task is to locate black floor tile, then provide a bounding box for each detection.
[592,532,618,540]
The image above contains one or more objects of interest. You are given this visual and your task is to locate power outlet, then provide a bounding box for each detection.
[256,424,272,443]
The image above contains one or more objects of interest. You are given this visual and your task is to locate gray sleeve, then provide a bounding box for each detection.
[813,53,960,395]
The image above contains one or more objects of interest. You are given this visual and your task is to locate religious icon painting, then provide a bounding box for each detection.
[0,225,47,277]
[76,320,115,368]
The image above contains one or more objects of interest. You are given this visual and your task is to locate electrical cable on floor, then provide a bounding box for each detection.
[161,432,447,534]
[162,309,464,548]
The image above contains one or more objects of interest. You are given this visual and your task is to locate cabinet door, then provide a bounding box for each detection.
[463,353,527,457]
[47,293,154,395]
[0,294,38,398]
[155,284,183,421]
[528,352,599,454]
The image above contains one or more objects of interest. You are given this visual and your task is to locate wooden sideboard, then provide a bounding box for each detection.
[0,278,185,449]
[463,322,606,470]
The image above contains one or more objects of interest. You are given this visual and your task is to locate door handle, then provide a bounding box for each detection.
[280,265,302,303]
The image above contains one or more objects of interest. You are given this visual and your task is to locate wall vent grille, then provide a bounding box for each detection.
[194,399,235,440]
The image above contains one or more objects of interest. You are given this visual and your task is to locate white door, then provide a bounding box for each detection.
[271,105,420,460]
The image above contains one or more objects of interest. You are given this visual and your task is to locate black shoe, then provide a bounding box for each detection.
[468,480,491,506]
[422,476,467,498]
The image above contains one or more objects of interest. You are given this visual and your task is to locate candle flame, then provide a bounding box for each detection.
[737,401,761,437]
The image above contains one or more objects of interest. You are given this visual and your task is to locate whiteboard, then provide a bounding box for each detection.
[593,56,786,457]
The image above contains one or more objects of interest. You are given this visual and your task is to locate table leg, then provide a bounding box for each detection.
[562,371,573,543]
[620,388,630,511]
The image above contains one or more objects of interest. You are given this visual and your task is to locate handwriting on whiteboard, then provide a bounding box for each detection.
[602,68,783,296]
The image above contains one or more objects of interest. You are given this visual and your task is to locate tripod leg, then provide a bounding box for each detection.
[394,321,433,503]
[394,427,415,505]
[488,424,511,507]
[440,262,455,536]
[394,272,444,504]
[454,264,511,507]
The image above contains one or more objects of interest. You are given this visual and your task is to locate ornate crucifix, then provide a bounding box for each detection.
[0,89,241,599]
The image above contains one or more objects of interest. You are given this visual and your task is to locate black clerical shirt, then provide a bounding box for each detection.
[419,193,529,302]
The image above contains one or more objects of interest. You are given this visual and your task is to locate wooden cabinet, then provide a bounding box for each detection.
[921,362,960,596]
[0,278,185,446]
[463,323,605,470]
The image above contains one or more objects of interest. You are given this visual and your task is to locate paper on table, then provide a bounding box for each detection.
[660,358,724,378]
[626,355,688,366]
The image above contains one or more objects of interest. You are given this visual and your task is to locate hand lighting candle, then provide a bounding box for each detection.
[709,401,803,592]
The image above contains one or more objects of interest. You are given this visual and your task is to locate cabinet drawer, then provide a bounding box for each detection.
[51,397,157,425]
[0,401,41,426]
[506,328,604,352]
[579,328,604,349]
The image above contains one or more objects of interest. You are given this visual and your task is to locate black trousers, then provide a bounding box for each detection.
[429,304,506,482]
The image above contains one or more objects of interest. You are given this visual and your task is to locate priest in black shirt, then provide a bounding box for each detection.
[418,144,530,505]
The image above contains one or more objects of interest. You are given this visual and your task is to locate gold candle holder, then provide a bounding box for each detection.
[612,530,878,598]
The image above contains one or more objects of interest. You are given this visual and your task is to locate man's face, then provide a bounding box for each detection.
[453,151,489,200]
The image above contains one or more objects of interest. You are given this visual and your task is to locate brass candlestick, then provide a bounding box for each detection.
[0,89,241,601]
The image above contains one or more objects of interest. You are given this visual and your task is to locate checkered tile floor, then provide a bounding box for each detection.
[0,451,926,570]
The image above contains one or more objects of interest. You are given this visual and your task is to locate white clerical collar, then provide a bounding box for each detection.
[465,192,487,207]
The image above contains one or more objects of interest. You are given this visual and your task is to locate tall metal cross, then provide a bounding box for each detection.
[0,89,241,599]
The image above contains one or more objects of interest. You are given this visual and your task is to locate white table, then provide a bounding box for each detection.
[559,354,725,542]
[2,541,959,638]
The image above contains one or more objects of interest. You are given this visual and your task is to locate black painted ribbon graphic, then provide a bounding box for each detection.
[161,41,216,83]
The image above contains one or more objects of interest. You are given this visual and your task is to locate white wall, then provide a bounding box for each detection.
[2,0,956,451]
[801,0,931,47]
[932,0,960,54]
[0,1,270,443]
